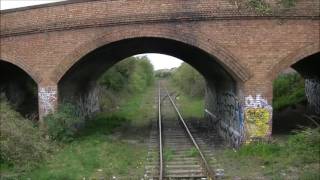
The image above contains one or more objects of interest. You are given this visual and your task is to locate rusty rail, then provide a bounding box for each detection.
[164,87,216,179]
[158,83,164,180]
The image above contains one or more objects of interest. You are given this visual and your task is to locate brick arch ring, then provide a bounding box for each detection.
[0,54,42,84]
[51,28,252,84]
[267,43,320,81]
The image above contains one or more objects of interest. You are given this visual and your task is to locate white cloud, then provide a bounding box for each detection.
[0,0,64,10]
[136,53,183,70]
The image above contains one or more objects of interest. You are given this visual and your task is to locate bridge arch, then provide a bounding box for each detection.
[52,28,251,84]
[269,43,320,132]
[0,56,41,84]
[0,59,39,118]
[55,31,248,146]
[268,43,320,81]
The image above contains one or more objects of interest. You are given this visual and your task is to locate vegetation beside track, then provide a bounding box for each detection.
[214,127,320,179]
[0,56,156,179]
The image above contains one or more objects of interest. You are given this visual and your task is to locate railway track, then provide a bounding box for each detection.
[144,83,217,180]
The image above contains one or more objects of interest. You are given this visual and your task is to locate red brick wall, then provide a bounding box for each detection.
[0,0,319,138]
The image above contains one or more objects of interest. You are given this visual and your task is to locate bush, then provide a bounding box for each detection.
[99,56,154,94]
[0,98,50,170]
[273,73,306,110]
[171,63,205,97]
[44,103,84,142]
[285,127,320,163]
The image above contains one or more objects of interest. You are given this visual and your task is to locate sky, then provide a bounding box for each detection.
[0,0,184,70]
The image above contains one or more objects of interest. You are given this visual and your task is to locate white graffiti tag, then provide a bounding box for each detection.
[245,95,269,108]
[38,87,57,115]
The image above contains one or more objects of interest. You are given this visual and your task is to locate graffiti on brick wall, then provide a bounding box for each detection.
[305,78,320,114]
[38,86,57,115]
[216,92,244,146]
[244,94,272,141]
[77,85,102,118]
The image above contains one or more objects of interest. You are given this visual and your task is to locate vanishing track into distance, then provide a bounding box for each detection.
[144,82,218,180]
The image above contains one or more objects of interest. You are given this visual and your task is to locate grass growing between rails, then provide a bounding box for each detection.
[214,127,320,179]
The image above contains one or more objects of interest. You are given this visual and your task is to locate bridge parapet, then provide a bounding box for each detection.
[1,0,319,38]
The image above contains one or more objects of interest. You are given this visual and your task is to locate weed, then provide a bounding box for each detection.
[44,103,85,142]
[164,148,175,161]
[0,99,50,173]
[246,0,272,14]
[185,147,199,157]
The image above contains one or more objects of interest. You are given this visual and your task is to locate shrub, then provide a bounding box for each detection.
[0,98,50,170]
[285,127,320,163]
[44,103,84,142]
[99,56,154,94]
[171,63,205,97]
[273,73,306,110]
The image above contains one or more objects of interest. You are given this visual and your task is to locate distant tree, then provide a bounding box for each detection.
[98,56,154,94]
[171,63,205,97]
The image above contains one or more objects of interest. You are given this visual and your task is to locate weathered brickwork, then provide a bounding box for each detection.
[0,0,319,144]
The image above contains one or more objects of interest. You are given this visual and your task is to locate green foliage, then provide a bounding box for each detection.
[20,85,156,179]
[234,128,319,162]
[154,69,172,78]
[164,148,175,161]
[280,0,297,8]
[99,56,154,94]
[171,63,205,97]
[285,128,320,164]
[177,94,204,118]
[246,0,271,14]
[0,98,50,171]
[273,73,306,110]
[80,114,129,136]
[222,127,320,178]
[44,103,85,142]
[185,147,199,157]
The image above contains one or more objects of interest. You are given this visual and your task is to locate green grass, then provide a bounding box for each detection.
[23,134,146,179]
[176,95,204,119]
[185,147,199,157]
[111,85,156,127]
[164,148,175,161]
[4,85,157,179]
[214,127,320,179]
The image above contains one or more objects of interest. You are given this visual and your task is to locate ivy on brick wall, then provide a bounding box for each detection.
[230,0,297,15]
[247,0,272,14]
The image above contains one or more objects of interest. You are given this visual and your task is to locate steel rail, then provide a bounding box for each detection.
[164,87,216,179]
[158,83,164,180]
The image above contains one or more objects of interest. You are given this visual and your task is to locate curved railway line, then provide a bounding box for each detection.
[145,83,218,180]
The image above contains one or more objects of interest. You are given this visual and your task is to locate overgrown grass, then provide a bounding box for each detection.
[19,84,156,179]
[0,99,51,178]
[176,95,204,119]
[23,120,146,179]
[273,73,306,110]
[215,127,320,179]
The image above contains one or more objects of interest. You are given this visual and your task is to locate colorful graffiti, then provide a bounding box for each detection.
[244,94,272,141]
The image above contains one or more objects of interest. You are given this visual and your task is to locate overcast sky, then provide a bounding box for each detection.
[0,0,183,70]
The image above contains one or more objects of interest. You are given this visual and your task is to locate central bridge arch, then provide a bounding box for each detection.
[54,32,250,146]
[52,28,251,84]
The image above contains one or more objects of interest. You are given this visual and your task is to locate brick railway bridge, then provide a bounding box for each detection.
[0,0,319,145]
